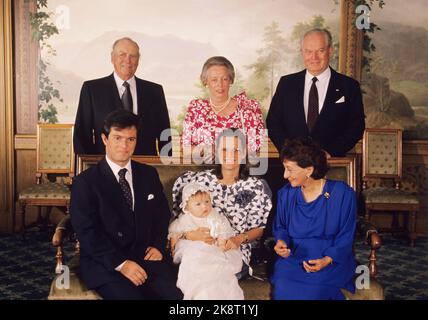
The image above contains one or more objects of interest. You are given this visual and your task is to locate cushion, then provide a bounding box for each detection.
[342,278,384,300]
[18,183,70,200]
[362,187,419,204]
[48,272,101,300]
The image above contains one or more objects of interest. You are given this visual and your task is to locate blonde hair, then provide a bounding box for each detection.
[184,191,211,211]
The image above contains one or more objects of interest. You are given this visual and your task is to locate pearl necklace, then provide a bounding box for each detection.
[210,97,231,114]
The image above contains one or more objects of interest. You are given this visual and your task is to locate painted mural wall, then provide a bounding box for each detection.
[16,0,428,139]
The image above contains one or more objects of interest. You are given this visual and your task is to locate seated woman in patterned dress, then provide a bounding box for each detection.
[172,128,272,278]
[271,138,357,300]
[181,56,266,161]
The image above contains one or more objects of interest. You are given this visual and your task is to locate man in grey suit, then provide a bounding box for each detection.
[266,28,365,157]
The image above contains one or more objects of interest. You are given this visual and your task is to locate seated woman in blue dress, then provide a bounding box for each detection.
[271,138,356,300]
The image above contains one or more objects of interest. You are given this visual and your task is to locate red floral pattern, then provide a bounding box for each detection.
[182,92,266,152]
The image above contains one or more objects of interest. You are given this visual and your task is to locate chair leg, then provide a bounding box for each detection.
[409,211,417,247]
[365,208,371,221]
[75,240,80,255]
[20,202,26,240]
[391,213,400,237]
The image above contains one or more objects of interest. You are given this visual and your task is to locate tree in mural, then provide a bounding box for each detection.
[246,21,289,105]
[28,0,62,123]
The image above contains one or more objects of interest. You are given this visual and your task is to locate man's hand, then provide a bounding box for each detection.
[120,260,148,286]
[144,246,163,261]
[274,239,291,258]
[303,256,332,273]
[185,227,214,245]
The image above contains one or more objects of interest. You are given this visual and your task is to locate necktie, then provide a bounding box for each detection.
[118,168,133,210]
[121,81,133,111]
[307,77,319,132]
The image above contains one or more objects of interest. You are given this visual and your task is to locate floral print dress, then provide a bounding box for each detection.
[172,169,272,266]
[181,92,266,153]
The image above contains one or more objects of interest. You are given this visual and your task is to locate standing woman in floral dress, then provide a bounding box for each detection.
[181,56,266,160]
[172,129,272,278]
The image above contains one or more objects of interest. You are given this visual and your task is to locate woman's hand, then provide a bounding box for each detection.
[224,235,242,251]
[274,239,291,258]
[185,227,215,245]
[303,256,333,273]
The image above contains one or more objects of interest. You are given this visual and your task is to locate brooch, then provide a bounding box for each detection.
[324,192,330,199]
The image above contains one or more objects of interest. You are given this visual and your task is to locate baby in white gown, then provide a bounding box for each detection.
[168,182,244,300]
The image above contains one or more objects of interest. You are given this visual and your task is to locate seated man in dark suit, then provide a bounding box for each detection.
[71,109,182,300]
[73,37,171,156]
[266,28,365,157]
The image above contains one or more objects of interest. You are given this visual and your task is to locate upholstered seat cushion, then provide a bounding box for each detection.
[48,255,101,300]
[362,187,419,204]
[342,278,384,300]
[48,272,101,300]
[18,183,70,200]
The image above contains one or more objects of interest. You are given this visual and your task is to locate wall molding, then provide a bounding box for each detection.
[0,0,15,232]
[339,0,364,81]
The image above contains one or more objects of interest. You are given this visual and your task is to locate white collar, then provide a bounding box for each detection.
[113,72,136,89]
[305,66,331,83]
[105,155,132,178]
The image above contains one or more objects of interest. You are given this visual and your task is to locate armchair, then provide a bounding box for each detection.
[17,124,74,239]
[361,128,419,246]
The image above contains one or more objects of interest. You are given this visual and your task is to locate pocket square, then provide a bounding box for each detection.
[335,96,345,103]
[148,194,154,200]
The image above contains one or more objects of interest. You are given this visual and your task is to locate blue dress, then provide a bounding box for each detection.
[271,179,356,300]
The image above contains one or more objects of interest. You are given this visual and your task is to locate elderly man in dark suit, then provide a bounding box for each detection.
[71,109,182,299]
[73,37,171,156]
[266,28,365,157]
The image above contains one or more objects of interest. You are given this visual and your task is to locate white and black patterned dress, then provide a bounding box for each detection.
[172,169,272,266]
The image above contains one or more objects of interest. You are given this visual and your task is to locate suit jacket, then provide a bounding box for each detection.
[70,158,171,288]
[73,73,171,155]
[266,67,365,157]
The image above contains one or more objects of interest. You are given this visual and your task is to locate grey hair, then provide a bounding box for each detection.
[301,28,333,49]
[200,56,235,86]
[111,37,140,54]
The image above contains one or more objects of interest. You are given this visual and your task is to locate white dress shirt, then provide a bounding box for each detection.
[113,72,138,115]
[105,155,135,210]
[303,67,331,122]
[105,155,135,272]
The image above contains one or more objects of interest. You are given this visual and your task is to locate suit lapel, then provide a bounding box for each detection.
[136,77,145,117]
[131,161,148,214]
[319,67,342,118]
[296,70,309,134]
[311,67,343,132]
[108,73,123,108]
[131,161,150,242]
[98,158,135,226]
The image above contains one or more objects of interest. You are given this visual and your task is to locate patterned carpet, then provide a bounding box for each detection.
[0,229,427,300]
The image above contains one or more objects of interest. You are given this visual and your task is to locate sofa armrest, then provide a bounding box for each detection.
[52,215,74,274]
[357,217,382,277]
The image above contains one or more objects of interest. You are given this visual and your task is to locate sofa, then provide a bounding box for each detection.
[48,156,384,300]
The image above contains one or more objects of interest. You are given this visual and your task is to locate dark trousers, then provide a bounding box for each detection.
[96,260,183,300]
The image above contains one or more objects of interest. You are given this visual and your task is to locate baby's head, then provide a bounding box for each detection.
[181,183,213,218]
